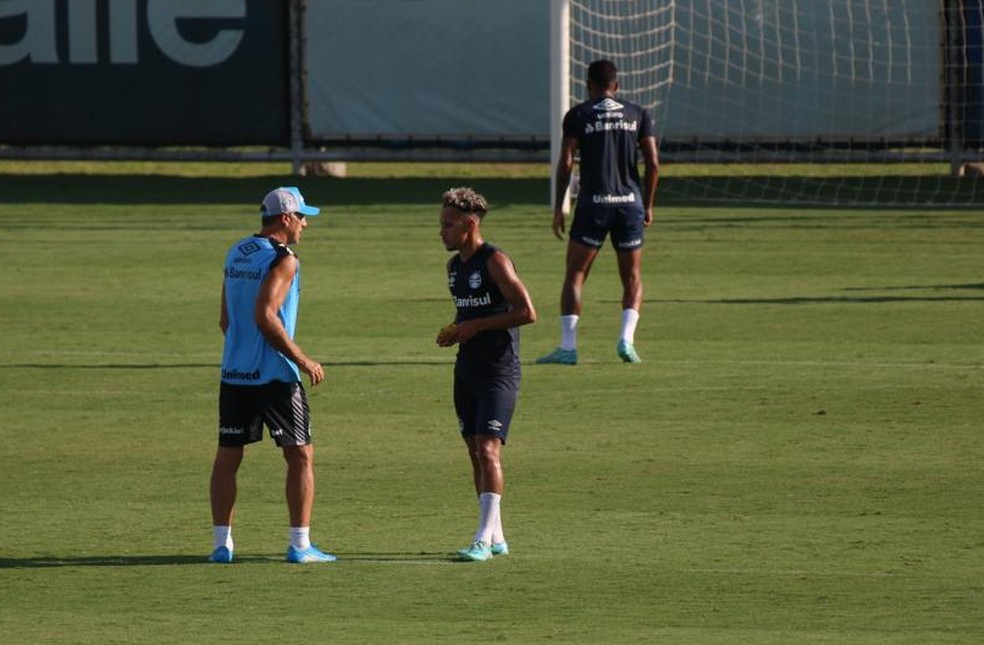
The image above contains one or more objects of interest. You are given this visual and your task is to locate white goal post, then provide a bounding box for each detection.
[550,0,572,214]
[551,0,984,206]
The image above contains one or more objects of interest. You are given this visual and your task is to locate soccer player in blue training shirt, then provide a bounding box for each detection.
[209,187,336,564]
[537,59,660,365]
[437,187,537,562]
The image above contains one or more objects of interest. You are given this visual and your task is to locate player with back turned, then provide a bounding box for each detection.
[538,59,660,365]
[436,187,536,562]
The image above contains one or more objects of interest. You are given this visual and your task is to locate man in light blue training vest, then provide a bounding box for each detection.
[209,186,336,564]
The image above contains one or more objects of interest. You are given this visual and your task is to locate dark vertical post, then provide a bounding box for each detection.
[943,0,965,177]
[289,0,305,175]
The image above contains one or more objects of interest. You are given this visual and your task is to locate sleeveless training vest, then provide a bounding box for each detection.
[221,235,301,385]
[448,243,520,371]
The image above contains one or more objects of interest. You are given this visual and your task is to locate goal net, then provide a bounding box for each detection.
[559,0,984,206]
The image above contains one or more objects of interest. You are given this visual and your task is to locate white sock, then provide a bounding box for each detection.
[491,502,505,545]
[473,492,501,545]
[213,525,233,551]
[289,526,311,550]
[560,315,579,351]
[620,308,640,344]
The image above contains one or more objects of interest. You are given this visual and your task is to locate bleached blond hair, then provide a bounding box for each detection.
[442,187,488,219]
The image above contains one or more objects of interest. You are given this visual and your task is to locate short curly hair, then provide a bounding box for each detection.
[442,187,488,218]
[588,59,618,89]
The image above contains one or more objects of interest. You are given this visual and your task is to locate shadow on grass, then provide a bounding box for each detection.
[0,555,211,568]
[0,552,459,568]
[1,173,981,207]
[0,174,546,207]
[645,295,984,305]
[634,282,984,306]
[336,552,461,565]
[844,282,984,292]
[1,363,218,370]
[1,360,451,370]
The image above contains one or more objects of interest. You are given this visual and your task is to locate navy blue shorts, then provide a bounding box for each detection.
[218,380,311,447]
[453,365,519,444]
[570,204,645,251]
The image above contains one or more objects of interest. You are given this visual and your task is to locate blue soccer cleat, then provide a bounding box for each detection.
[286,544,337,563]
[617,340,641,363]
[457,540,493,562]
[209,546,233,564]
[490,541,509,556]
[535,348,578,365]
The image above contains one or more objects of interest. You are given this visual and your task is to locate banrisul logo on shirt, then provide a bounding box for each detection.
[224,266,261,280]
[585,96,637,135]
[453,293,492,308]
[450,269,491,308]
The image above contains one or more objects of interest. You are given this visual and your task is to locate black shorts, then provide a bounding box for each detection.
[453,365,519,444]
[218,380,311,447]
[570,203,645,251]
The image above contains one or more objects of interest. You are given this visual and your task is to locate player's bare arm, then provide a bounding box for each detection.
[640,135,659,227]
[436,258,459,346]
[450,252,537,346]
[255,254,325,386]
[552,137,579,240]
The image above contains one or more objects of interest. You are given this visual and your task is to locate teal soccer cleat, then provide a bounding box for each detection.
[457,540,493,562]
[490,541,509,556]
[535,348,578,365]
[209,546,233,564]
[286,544,338,563]
[617,340,641,363]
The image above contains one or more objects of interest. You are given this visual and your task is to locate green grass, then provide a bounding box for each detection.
[0,164,982,643]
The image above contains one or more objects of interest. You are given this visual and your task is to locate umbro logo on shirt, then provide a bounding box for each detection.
[594,98,625,112]
[238,241,261,256]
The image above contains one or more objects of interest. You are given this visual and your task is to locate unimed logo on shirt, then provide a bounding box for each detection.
[222,368,260,381]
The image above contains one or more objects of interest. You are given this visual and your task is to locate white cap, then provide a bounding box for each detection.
[260,186,321,217]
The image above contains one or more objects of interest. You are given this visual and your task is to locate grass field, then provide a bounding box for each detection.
[0,163,982,643]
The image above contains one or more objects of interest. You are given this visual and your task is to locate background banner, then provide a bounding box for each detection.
[0,0,288,145]
[304,0,551,145]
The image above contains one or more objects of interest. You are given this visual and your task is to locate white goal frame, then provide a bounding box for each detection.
[550,0,984,207]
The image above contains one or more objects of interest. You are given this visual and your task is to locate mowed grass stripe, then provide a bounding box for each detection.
[0,167,981,643]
